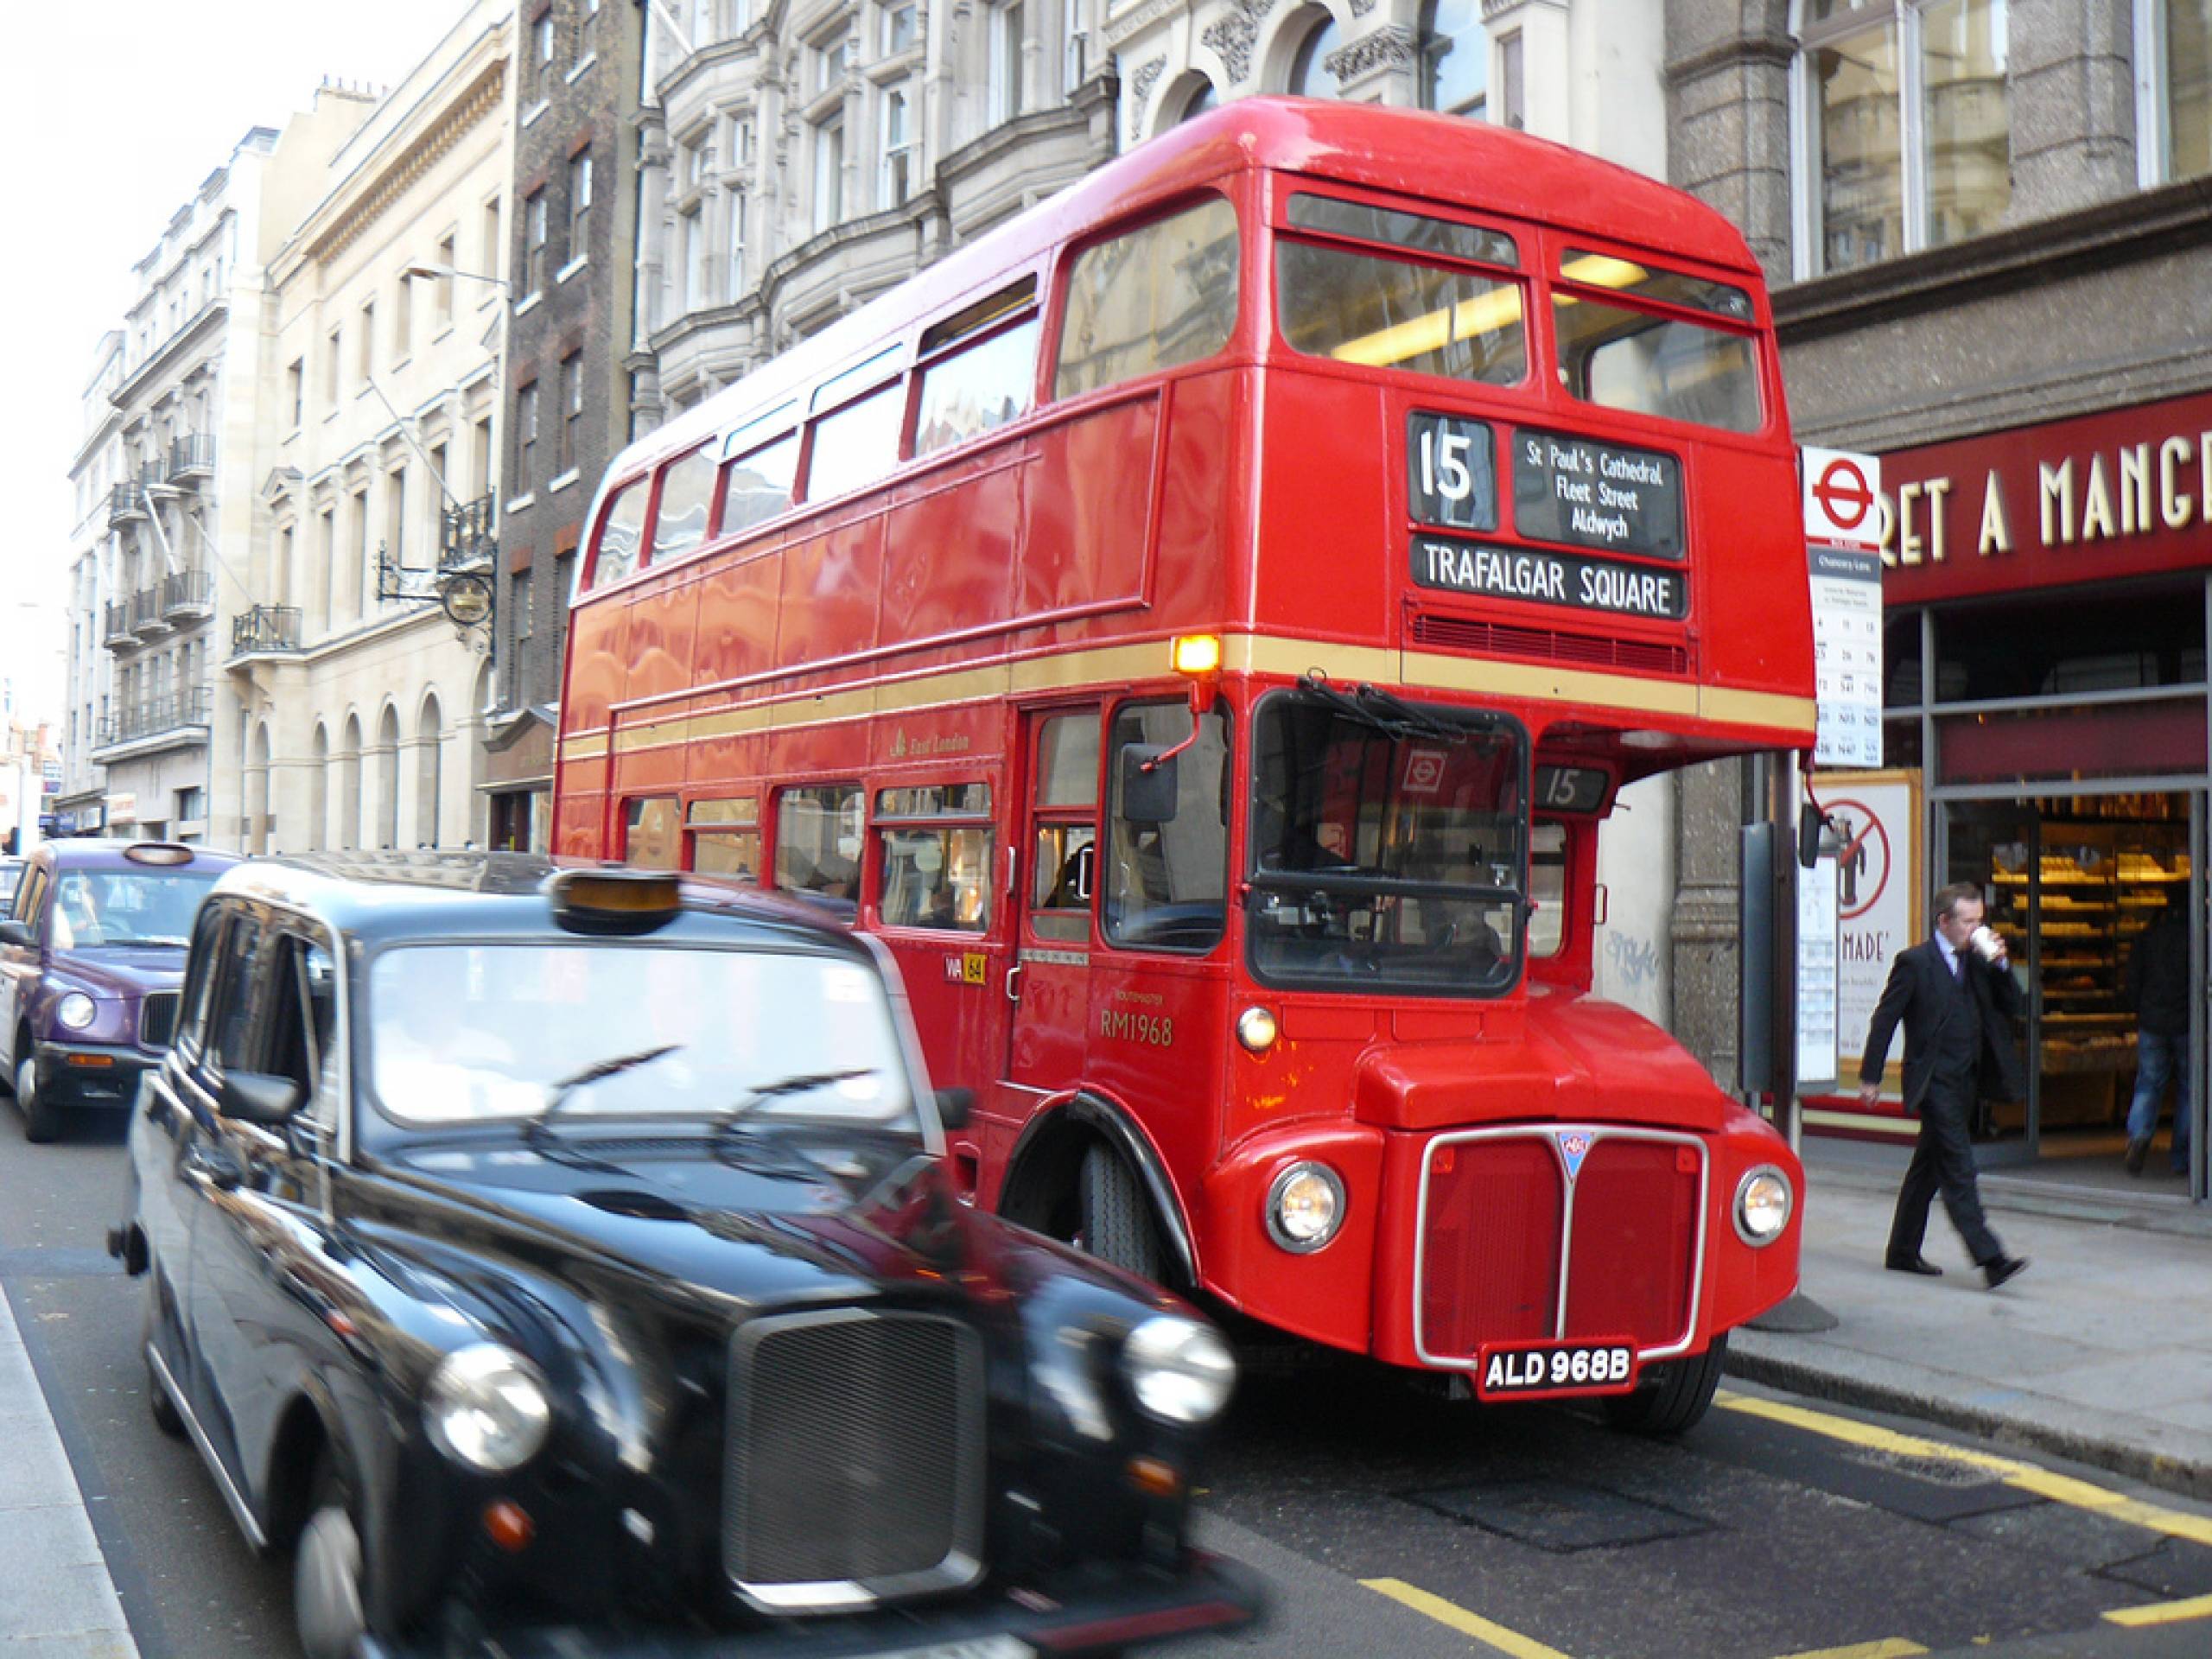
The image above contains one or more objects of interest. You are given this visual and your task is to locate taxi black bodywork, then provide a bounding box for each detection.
[111,852,1255,1658]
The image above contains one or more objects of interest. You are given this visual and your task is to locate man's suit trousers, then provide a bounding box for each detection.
[1886,1071,2000,1267]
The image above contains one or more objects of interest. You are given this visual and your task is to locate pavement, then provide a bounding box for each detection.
[0,1278,138,1655]
[1730,1131,2212,1505]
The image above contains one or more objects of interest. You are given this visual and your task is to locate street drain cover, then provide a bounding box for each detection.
[1408,1479,1709,1552]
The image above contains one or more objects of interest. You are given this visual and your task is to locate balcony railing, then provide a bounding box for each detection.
[139,457,168,493]
[108,482,144,526]
[231,604,302,657]
[128,585,165,636]
[441,492,498,570]
[101,601,136,648]
[92,685,213,749]
[162,569,215,620]
[167,434,215,480]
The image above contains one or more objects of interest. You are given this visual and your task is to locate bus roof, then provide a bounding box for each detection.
[607,97,1767,501]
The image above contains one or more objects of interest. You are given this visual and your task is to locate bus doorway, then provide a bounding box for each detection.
[1941,791,2204,1198]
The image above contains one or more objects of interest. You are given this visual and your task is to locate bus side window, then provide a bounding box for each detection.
[651,444,717,563]
[718,434,798,536]
[623,797,682,870]
[774,784,864,916]
[1052,196,1240,402]
[874,785,993,932]
[688,797,760,879]
[589,475,649,588]
[1528,822,1568,958]
[1028,711,1100,944]
[1103,701,1229,953]
[915,315,1040,457]
[804,382,904,502]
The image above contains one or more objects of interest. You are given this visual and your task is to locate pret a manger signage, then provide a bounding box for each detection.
[1878,389,2212,602]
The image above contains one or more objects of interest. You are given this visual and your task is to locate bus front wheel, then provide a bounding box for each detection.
[1077,1143,1167,1285]
[1602,1334,1726,1435]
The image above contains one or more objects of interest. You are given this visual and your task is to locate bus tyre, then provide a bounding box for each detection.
[1603,1334,1726,1436]
[1077,1144,1166,1285]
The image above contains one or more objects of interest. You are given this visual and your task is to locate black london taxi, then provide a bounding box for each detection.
[111,852,1257,1659]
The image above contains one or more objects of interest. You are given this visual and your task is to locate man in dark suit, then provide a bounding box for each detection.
[1857,880,2030,1289]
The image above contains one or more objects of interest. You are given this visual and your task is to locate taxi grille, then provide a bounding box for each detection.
[724,1310,982,1608]
[1418,1131,1703,1363]
[138,992,181,1052]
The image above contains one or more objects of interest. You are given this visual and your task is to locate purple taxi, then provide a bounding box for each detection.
[0,840,238,1141]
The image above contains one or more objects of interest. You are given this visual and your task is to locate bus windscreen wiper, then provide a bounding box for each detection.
[525,1043,685,1147]
[1298,670,1468,745]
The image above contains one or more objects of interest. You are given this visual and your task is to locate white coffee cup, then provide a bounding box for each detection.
[1969,925,2005,962]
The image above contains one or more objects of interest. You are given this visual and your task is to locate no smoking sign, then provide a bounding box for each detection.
[1802,447,1883,553]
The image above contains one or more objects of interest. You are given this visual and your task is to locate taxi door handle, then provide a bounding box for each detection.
[1004,963,1023,1005]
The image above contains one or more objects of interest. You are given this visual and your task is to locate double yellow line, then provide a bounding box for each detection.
[1361,1389,2212,1656]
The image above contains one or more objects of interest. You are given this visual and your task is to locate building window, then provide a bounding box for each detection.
[817,33,850,91]
[482,196,502,288]
[1794,0,2011,277]
[2140,1,2212,183]
[518,381,540,488]
[1497,29,1523,128]
[813,113,845,231]
[727,192,747,302]
[988,1,1025,124]
[1064,0,1088,90]
[559,353,582,475]
[326,327,343,403]
[881,0,917,54]
[524,190,549,294]
[358,302,376,379]
[569,150,594,255]
[1420,0,1487,118]
[880,84,913,206]
[735,114,757,164]
[385,467,408,568]
[1287,11,1342,97]
[286,358,304,428]
[393,270,413,360]
[1179,79,1217,123]
[534,10,556,95]
[682,205,706,306]
[435,232,456,327]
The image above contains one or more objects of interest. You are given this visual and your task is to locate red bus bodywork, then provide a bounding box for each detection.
[555,99,1815,1403]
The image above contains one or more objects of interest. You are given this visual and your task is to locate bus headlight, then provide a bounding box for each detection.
[55,994,96,1032]
[1122,1314,1236,1426]
[1733,1166,1793,1246]
[1265,1161,1345,1253]
[1235,1006,1278,1054]
[425,1344,552,1472]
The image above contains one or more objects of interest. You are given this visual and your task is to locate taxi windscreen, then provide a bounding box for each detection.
[367,943,916,1129]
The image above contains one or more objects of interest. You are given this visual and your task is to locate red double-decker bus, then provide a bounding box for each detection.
[555,98,1815,1431]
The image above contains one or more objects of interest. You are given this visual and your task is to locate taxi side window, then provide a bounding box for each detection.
[174,902,231,1060]
[206,914,265,1077]
[264,932,340,1122]
[14,867,48,928]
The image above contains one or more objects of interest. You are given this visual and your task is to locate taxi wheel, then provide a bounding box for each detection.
[142,1295,185,1440]
[1077,1144,1166,1285]
[295,1454,367,1659]
[1602,1333,1726,1436]
[14,1052,60,1144]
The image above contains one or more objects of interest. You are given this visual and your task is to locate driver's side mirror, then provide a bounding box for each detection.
[0,919,32,948]
[220,1069,305,1126]
[1119,747,1179,825]
[934,1086,975,1133]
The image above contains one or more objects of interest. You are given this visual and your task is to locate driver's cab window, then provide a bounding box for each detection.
[1528,823,1567,957]
[1103,701,1229,952]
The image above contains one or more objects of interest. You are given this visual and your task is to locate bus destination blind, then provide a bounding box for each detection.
[1410,532,1688,620]
[1512,428,1683,560]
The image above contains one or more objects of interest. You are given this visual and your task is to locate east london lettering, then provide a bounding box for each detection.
[1880,431,2212,566]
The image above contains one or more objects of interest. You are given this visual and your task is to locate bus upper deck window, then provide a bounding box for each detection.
[805,382,903,502]
[916,315,1041,456]
[719,433,798,535]
[1553,251,1761,435]
[590,476,649,588]
[1053,196,1239,402]
[1276,195,1526,387]
[651,445,717,563]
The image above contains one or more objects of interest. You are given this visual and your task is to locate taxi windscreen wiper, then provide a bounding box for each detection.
[525,1043,685,1147]
[712,1068,879,1147]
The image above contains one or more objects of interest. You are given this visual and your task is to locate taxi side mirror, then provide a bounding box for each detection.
[934,1086,975,1132]
[221,1070,306,1126]
[0,920,32,948]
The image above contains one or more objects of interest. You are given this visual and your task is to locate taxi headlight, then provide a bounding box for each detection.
[425,1344,552,1472]
[55,994,96,1032]
[1265,1160,1345,1253]
[1733,1166,1793,1246]
[1121,1314,1236,1426]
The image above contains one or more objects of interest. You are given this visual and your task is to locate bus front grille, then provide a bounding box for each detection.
[724,1309,983,1611]
[1417,1129,1704,1363]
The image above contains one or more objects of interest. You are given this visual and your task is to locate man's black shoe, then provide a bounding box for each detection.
[1982,1255,2029,1290]
[1885,1255,1943,1276]
[2126,1136,2150,1174]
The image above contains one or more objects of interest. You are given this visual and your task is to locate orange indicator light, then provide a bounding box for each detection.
[483,1499,535,1553]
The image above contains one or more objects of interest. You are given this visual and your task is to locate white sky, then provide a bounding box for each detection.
[0,0,476,729]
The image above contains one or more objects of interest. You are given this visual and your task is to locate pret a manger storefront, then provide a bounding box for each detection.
[1829,388,2211,1200]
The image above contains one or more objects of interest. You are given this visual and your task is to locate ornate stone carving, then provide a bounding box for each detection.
[1198,0,1281,86]
[1323,24,1416,85]
[1129,55,1166,142]
[1350,0,1376,14]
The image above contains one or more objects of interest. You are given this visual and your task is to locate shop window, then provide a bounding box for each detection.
[1792,0,2011,277]
[624,797,682,869]
[1103,701,1229,953]
[874,785,993,931]
[2143,0,2212,185]
[689,797,760,878]
[1931,585,2205,704]
[1053,197,1239,401]
[775,784,864,911]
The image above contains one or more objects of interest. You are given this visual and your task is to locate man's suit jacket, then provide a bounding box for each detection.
[1858,936,2026,1112]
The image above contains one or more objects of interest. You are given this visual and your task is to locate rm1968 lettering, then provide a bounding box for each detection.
[1101,1009,1175,1047]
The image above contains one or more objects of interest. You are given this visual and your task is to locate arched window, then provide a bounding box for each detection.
[1180,79,1218,123]
[1420,0,1485,118]
[1287,11,1342,99]
[309,723,329,852]
[416,693,444,848]
[339,715,363,851]
[375,703,402,851]
[248,722,273,855]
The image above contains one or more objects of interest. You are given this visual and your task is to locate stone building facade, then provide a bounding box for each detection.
[486,0,647,850]
[242,3,516,855]
[59,334,124,837]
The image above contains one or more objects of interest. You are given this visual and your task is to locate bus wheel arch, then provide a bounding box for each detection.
[1000,1093,1197,1292]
